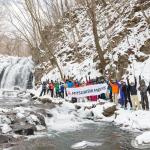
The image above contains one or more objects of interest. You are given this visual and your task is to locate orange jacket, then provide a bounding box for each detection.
[109,82,119,94]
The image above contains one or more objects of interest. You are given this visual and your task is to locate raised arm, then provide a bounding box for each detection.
[126,77,130,86]
[116,80,121,87]
[85,76,88,82]
[134,76,137,88]
[139,75,142,84]
[89,75,91,81]
[109,81,113,87]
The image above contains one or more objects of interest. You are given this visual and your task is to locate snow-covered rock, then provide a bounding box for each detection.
[135,132,150,145]
[71,141,102,149]
[1,124,12,134]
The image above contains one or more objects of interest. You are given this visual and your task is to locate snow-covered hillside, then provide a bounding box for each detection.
[39,0,150,86]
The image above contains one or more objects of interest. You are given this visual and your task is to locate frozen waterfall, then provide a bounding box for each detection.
[0,56,34,90]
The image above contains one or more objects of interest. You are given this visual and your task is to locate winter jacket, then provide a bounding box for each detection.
[127,78,137,95]
[74,81,80,88]
[60,84,65,93]
[138,85,148,96]
[147,84,150,94]
[49,83,54,90]
[86,80,93,86]
[117,81,127,100]
[55,83,60,92]
[66,81,74,88]
[109,82,119,94]
[42,82,47,90]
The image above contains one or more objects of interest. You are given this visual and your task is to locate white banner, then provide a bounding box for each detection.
[66,83,108,98]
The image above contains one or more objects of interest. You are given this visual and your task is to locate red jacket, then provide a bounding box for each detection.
[49,83,54,90]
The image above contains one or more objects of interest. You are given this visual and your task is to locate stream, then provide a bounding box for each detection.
[11,122,147,150]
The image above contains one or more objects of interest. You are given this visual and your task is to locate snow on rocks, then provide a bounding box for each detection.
[135,132,150,145]
[45,101,84,132]
[132,131,150,149]
[0,115,12,125]
[71,141,102,149]
[114,109,150,131]
[1,124,12,134]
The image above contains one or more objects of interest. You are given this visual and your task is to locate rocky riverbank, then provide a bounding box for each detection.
[0,91,150,149]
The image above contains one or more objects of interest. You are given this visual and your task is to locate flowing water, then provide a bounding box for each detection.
[0,56,34,90]
[11,122,148,150]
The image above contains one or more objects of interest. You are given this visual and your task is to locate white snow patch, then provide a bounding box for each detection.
[71,141,102,149]
[1,124,12,134]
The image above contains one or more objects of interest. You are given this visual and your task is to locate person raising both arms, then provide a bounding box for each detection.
[138,76,149,110]
[109,79,119,105]
[126,76,140,110]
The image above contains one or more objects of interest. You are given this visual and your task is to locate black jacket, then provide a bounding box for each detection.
[147,84,150,94]
[127,77,137,95]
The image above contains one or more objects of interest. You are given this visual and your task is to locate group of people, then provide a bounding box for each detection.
[40,80,65,98]
[40,75,150,110]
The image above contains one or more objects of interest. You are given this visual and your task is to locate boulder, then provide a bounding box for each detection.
[32,96,38,100]
[135,55,149,62]
[29,112,46,126]
[38,97,52,104]
[46,113,53,118]
[75,105,81,110]
[11,117,27,125]
[103,105,116,117]
[0,135,15,144]
[11,124,35,135]
[36,109,47,116]
[33,103,56,109]
[71,98,77,103]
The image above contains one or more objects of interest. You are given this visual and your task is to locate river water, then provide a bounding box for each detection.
[11,122,149,150]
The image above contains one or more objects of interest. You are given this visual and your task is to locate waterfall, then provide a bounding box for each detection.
[0,56,34,90]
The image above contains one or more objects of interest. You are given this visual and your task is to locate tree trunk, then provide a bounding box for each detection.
[44,40,64,80]
[91,2,106,71]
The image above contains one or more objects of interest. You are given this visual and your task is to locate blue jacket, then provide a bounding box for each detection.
[66,81,74,88]
[60,84,65,92]
[117,81,126,100]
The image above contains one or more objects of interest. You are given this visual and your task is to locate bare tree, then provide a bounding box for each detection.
[76,0,106,71]
[7,0,64,79]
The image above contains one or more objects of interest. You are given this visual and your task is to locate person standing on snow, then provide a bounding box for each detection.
[107,84,113,102]
[59,82,65,98]
[117,80,126,108]
[117,80,132,109]
[126,82,133,109]
[55,81,60,97]
[109,80,119,104]
[49,80,54,98]
[138,76,149,110]
[40,81,47,96]
[127,76,140,110]
[98,77,107,100]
